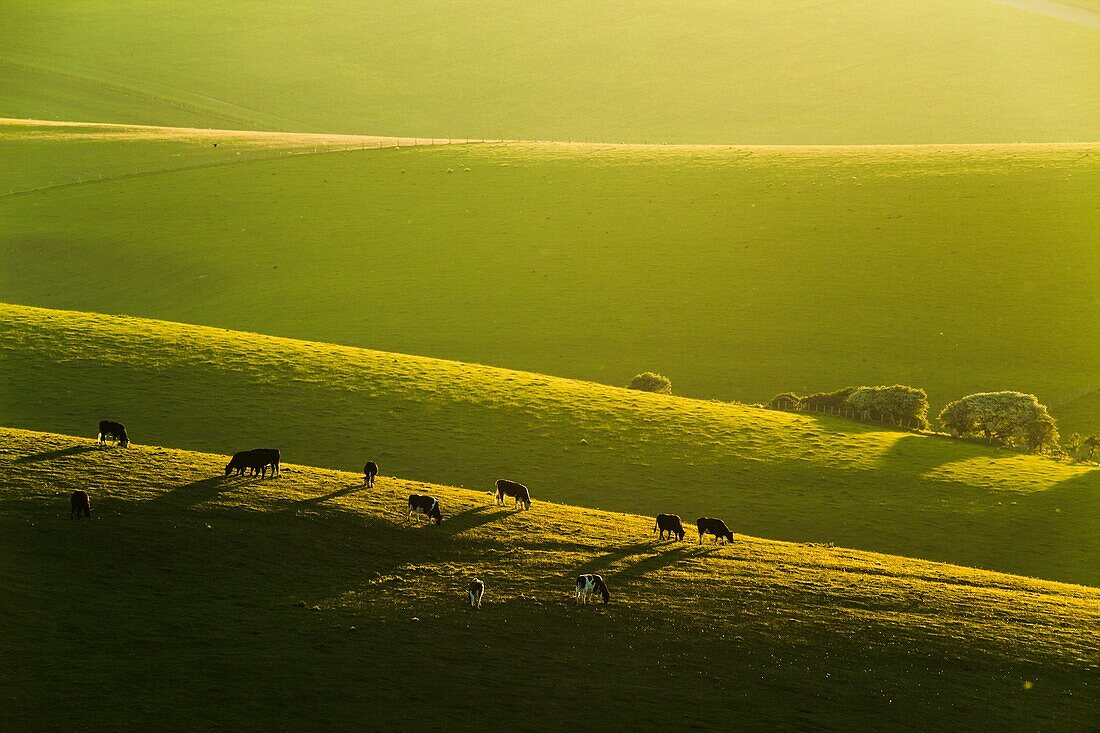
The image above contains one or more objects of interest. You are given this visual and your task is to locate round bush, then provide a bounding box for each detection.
[628,372,672,394]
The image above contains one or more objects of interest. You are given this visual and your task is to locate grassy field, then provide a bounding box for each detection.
[0,427,1096,731]
[3,1,1099,144]
[2,123,1097,432]
[3,303,1097,587]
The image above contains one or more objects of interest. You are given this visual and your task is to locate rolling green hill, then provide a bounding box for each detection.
[3,1,1099,143]
[2,303,1097,587]
[2,122,1097,433]
[1,427,1096,730]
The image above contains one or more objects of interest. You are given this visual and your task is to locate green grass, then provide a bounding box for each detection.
[2,124,1097,433]
[1,427,1096,731]
[3,1,1099,143]
[3,303,1097,587]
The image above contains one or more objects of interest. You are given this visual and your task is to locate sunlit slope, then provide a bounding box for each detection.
[1,428,1096,731]
[3,1,1099,143]
[2,130,1097,432]
[0,118,463,194]
[2,304,1097,586]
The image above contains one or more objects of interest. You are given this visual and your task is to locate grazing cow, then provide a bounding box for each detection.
[696,517,735,544]
[407,494,443,525]
[226,450,252,476]
[70,490,91,519]
[468,578,485,609]
[224,448,281,478]
[495,479,532,510]
[363,461,378,488]
[575,574,610,605]
[97,420,129,448]
[653,513,686,541]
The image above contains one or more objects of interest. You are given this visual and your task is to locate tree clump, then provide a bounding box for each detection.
[628,372,672,394]
[845,385,930,430]
[1061,433,1098,462]
[937,391,1059,453]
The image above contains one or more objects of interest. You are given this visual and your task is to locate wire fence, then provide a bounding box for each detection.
[769,399,925,431]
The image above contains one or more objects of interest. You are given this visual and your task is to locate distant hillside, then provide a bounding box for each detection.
[0,427,1096,731]
[2,303,1097,586]
[3,1,1099,143]
[2,123,1097,433]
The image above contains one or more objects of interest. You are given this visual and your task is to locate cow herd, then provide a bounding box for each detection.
[77,419,738,608]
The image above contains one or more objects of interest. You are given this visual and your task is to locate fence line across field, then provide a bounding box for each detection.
[770,399,924,431]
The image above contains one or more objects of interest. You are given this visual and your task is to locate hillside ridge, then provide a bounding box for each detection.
[2,302,1097,586]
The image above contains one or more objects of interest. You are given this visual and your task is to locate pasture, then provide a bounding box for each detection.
[3,1,1099,143]
[2,303,1097,586]
[2,122,1098,433]
[0,427,1096,730]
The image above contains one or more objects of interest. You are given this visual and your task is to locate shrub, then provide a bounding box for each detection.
[769,392,802,409]
[800,387,856,411]
[937,391,1059,452]
[844,385,930,430]
[1063,433,1099,462]
[628,372,672,394]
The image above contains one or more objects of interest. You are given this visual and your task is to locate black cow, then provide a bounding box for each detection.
[224,448,280,478]
[575,574,610,604]
[98,420,129,448]
[696,517,735,544]
[495,479,532,510]
[226,450,251,476]
[468,578,485,609]
[407,494,443,525]
[653,513,685,541]
[363,461,378,488]
[70,490,91,519]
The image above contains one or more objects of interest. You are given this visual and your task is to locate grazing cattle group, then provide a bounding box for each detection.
[224,448,280,478]
[76,419,741,610]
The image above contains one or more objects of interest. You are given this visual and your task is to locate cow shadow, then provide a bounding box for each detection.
[567,540,660,577]
[612,545,701,584]
[294,482,366,508]
[151,475,237,509]
[15,445,99,463]
[439,505,514,536]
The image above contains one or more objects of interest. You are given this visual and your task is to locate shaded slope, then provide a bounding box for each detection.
[0,427,1096,731]
[3,1,1099,143]
[2,304,1097,586]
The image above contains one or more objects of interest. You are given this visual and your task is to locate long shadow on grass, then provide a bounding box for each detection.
[567,540,660,577]
[15,445,99,463]
[610,544,707,584]
[149,475,243,509]
[294,482,365,507]
[439,505,514,537]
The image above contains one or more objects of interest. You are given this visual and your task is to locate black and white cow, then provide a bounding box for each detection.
[696,517,735,544]
[468,578,485,609]
[575,573,610,604]
[407,494,443,525]
[653,513,685,541]
[97,420,129,448]
[70,490,92,519]
[363,461,378,488]
[495,479,532,510]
